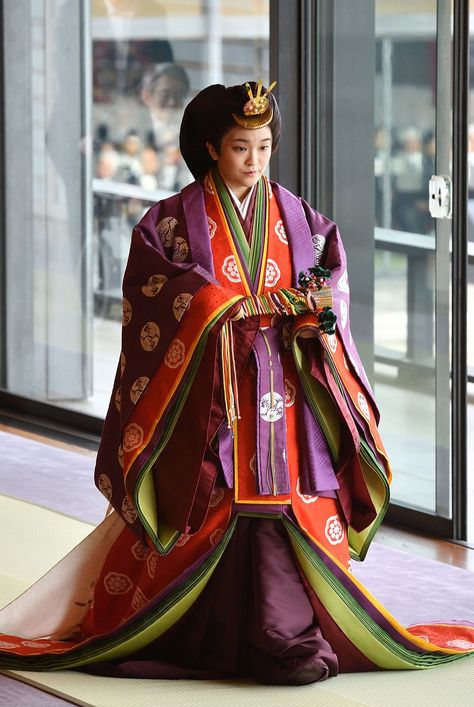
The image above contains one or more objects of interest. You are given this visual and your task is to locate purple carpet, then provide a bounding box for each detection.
[0,429,474,704]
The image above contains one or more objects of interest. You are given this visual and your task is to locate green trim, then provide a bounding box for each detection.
[284,520,470,669]
[292,335,341,463]
[135,302,237,554]
[213,168,267,282]
[0,520,238,671]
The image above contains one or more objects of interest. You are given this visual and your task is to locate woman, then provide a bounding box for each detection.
[0,81,473,685]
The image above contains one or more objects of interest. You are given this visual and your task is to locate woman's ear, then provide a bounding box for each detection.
[206,141,219,161]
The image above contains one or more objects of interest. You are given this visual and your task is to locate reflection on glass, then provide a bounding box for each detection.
[1,0,269,418]
[373,1,439,512]
[89,1,270,417]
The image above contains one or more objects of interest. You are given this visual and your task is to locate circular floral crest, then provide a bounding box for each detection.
[274,220,288,245]
[140,321,161,352]
[325,515,345,545]
[259,391,284,422]
[207,216,217,239]
[120,351,126,376]
[104,571,133,595]
[265,259,281,287]
[131,586,148,612]
[122,423,144,452]
[447,639,474,650]
[131,540,148,561]
[117,444,124,469]
[222,255,241,283]
[147,551,158,579]
[357,392,370,421]
[296,478,318,504]
[165,339,185,369]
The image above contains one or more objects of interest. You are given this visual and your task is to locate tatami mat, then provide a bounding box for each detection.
[1,495,474,707]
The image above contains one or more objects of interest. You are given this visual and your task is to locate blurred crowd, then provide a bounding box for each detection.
[374,125,435,234]
[94,62,192,193]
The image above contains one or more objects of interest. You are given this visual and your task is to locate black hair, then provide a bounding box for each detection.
[179,82,281,180]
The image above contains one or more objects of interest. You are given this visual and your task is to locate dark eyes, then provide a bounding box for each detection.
[232,145,270,152]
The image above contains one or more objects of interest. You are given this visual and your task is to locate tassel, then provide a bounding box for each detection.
[220,320,241,427]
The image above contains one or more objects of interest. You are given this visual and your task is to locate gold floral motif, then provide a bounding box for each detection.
[120,351,126,376]
[147,551,158,579]
[164,339,185,369]
[122,422,144,452]
[131,586,149,611]
[104,571,133,595]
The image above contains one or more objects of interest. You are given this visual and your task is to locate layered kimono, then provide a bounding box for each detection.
[0,171,473,679]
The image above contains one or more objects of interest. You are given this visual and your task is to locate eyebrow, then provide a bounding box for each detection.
[231,137,272,143]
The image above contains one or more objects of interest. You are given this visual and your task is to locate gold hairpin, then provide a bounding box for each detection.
[242,80,277,117]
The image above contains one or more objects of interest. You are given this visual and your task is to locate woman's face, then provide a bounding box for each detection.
[206,125,273,200]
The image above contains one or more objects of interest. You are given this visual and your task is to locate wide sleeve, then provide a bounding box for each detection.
[93,196,245,551]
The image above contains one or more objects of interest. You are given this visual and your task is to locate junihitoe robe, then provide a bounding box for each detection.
[0,171,473,677]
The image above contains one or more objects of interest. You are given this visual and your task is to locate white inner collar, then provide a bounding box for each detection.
[227,184,255,220]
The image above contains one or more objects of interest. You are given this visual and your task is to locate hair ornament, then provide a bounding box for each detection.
[243,80,277,116]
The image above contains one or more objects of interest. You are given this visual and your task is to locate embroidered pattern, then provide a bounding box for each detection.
[164,339,185,368]
[274,220,288,245]
[130,376,149,404]
[104,572,133,595]
[122,495,138,524]
[296,478,318,504]
[265,259,281,287]
[172,236,189,263]
[208,216,217,239]
[122,423,144,452]
[131,586,149,611]
[156,216,178,247]
[284,378,296,407]
[140,322,160,352]
[325,515,345,545]
[98,474,113,502]
[357,392,370,421]
[222,255,241,283]
[142,274,168,297]
[173,293,192,321]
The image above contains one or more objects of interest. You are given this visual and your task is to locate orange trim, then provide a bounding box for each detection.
[122,287,242,484]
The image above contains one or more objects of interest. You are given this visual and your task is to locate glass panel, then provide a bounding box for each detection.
[373,0,447,515]
[1,0,269,418]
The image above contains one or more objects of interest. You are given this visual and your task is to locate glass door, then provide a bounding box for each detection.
[313,0,469,537]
